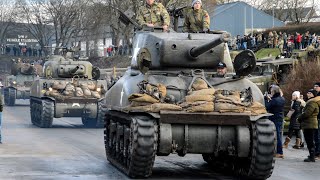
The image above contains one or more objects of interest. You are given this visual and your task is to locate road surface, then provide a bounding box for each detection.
[0,100,319,179]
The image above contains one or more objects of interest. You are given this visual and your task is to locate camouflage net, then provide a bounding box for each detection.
[125,80,267,115]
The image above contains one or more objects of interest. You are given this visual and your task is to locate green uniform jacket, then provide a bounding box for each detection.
[298,96,320,129]
[137,2,170,27]
[183,8,210,33]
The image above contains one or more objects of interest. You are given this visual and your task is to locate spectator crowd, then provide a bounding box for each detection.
[104,44,131,57]
[265,83,320,162]
[231,31,320,54]
[0,44,44,57]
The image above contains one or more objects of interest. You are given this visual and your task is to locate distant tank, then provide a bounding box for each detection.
[103,27,276,179]
[29,54,107,128]
[3,61,41,106]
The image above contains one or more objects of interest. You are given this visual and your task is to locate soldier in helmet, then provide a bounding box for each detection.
[183,0,210,33]
[137,0,170,32]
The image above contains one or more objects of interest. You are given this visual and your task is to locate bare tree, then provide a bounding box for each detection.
[0,0,16,44]
[15,0,55,55]
[251,0,316,24]
[45,0,90,51]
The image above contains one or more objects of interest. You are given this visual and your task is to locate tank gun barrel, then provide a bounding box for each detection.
[189,33,230,58]
[69,66,79,74]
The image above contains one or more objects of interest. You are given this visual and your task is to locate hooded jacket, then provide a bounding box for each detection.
[298,96,320,129]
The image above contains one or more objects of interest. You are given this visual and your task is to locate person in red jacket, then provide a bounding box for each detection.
[296,33,302,50]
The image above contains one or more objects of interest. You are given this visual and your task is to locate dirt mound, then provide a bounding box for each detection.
[88,56,131,69]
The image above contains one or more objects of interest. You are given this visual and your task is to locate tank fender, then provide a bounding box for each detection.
[105,73,144,108]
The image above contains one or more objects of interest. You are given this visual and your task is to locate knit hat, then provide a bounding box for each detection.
[308,89,318,97]
[292,91,300,98]
[314,82,320,87]
[192,0,202,6]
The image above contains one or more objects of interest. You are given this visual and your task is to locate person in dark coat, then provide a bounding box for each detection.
[313,82,320,158]
[283,91,306,149]
[265,85,285,158]
[298,89,320,162]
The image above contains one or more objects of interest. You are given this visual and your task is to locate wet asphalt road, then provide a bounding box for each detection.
[1,100,320,180]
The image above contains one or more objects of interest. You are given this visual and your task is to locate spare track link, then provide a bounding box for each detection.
[244,118,276,179]
[104,111,158,178]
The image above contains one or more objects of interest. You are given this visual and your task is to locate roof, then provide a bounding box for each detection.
[265,7,317,22]
[211,1,284,23]
[210,2,239,15]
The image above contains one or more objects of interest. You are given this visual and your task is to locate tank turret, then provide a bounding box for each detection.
[11,63,36,76]
[132,32,231,73]
[43,58,100,80]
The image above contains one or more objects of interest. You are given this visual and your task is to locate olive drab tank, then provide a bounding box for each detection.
[3,61,41,106]
[29,54,107,128]
[103,28,276,178]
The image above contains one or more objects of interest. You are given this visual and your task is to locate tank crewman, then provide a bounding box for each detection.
[214,62,227,78]
[183,0,210,33]
[137,0,170,31]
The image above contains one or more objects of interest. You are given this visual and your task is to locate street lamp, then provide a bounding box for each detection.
[272,4,276,28]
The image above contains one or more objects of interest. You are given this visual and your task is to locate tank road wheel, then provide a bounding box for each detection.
[82,101,105,128]
[104,112,158,178]
[32,99,54,128]
[237,119,276,179]
[4,88,16,106]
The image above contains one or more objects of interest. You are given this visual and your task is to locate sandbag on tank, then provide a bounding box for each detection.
[52,81,67,90]
[188,88,215,96]
[128,93,160,103]
[186,101,214,112]
[75,87,84,97]
[191,78,208,90]
[124,103,182,113]
[185,94,214,102]
[214,102,246,113]
[63,83,75,96]
[246,101,267,115]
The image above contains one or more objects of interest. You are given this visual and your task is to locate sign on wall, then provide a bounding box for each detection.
[6,35,38,46]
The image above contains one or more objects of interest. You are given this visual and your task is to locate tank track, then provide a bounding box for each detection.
[104,111,158,178]
[234,118,276,179]
[82,101,105,128]
[4,88,16,106]
[202,119,276,179]
[30,98,54,128]
[245,118,276,179]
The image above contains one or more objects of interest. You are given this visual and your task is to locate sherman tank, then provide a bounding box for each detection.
[103,28,276,179]
[3,62,41,106]
[29,54,107,128]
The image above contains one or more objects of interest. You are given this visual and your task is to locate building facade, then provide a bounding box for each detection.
[210,2,285,37]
